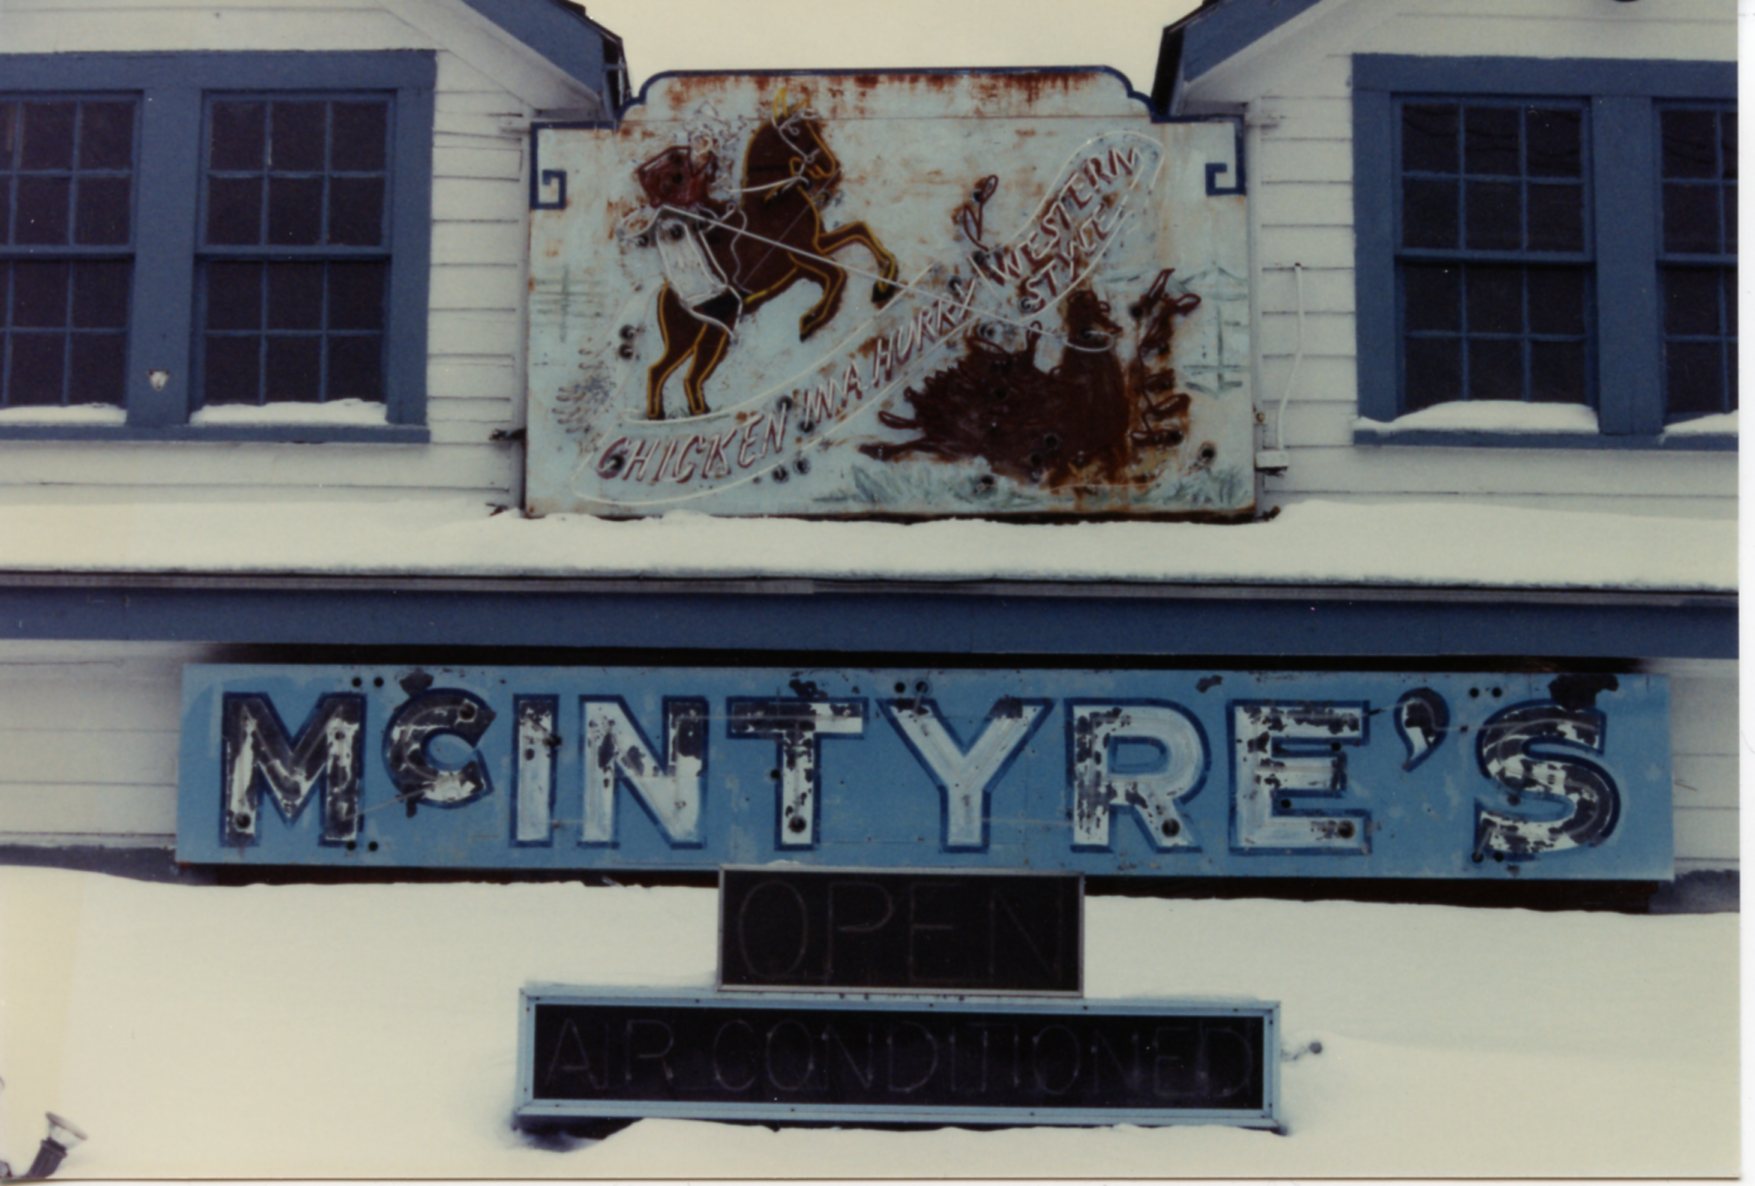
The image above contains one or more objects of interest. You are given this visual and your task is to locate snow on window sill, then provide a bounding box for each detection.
[1662,411,1738,438]
[1358,401,1601,436]
[190,399,392,427]
[0,403,128,425]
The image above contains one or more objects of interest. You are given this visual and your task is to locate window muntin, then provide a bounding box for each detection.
[197,94,391,408]
[1658,102,1736,421]
[1396,97,1593,410]
[0,96,136,409]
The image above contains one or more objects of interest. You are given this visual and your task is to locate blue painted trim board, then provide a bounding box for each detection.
[0,580,1734,659]
[1176,0,1326,84]
[1350,55,1736,441]
[0,52,436,437]
[457,0,617,100]
[1352,429,1737,452]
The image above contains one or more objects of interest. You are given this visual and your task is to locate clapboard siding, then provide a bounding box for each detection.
[0,0,594,505]
[0,645,1736,875]
[1651,660,1738,870]
[1187,0,1738,519]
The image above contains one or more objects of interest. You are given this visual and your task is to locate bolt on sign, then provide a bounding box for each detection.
[177,665,1672,879]
[523,70,1253,517]
[515,989,1281,1130]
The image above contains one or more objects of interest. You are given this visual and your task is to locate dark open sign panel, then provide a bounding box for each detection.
[516,989,1280,1130]
[718,868,1083,994]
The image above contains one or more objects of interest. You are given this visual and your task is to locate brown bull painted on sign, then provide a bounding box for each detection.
[860,270,1203,488]
[635,93,902,420]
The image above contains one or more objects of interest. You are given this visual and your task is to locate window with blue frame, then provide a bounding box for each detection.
[0,53,432,441]
[1353,56,1737,448]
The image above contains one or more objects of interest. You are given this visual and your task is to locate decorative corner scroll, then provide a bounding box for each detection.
[530,126,569,210]
[1204,115,1247,196]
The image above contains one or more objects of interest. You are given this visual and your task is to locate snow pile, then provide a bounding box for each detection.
[0,497,1735,591]
[0,868,1736,1178]
[1665,411,1739,438]
[1358,400,1600,435]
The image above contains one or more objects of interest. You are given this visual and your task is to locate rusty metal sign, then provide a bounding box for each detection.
[516,988,1280,1129]
[177,665,1671,879]
[524,69,1253,517]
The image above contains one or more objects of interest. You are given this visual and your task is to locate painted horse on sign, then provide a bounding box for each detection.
[627,87,901,420]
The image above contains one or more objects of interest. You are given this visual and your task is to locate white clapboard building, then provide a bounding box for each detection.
[0,0,1737,1177]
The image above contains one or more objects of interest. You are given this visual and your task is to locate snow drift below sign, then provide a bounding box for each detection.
[524,70,1252,518]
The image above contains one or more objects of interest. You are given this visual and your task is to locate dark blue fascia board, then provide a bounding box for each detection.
[1353,429,1737,452]
[0,50,437,89]
[458,0,615,100]
[1174,0,1327,85]
[0,579,1734,661]
[1354,54,1736,98]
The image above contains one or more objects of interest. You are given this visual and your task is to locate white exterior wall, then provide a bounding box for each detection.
[0,641,1734,872]
[0,0,601,506]
[1182,0,1738,519]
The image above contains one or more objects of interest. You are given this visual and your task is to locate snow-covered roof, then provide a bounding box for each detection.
[0,498,1732,593]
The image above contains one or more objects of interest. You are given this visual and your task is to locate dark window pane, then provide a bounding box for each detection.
[74,175,131,245]
[1666,340,1725,416]
[327,176,383,246]
[1664,267,1722,336]
[206,262,262,330]
[1661,109,1717,179]
[1724,184,1736,253]
[1723,268,1737,335]
[266,175,322,245]
[7,333,65,405]
[264,335,322,401]
[327,335,383,400]
[1403,265,1460,332]
[327,262,385,330]
[331,102,387,171]
[1663,184,1720,254]
[0,103,17,169]
[1526,268,1586,336]
[1464,180,1520,250]
[11,262,69,327]
[1402,178,1457,248]
[1465,265,1522,334]
[19,102,74,170]
[266,264,324,330]
[1404,337,1461,411]
[270,102,326,172]
[1526,183,1583,252]
[1467,338,1523,402]
[206,176,262,245]
[1721,113,1737,179]
[1464,105,1519,176]
[210,101,266,171]
[14,176,70,245]
[78,101,135,169]
[203,335,261,405]
[1529,340,1587,403]
[71,261,130,328]
[67,333,126,405]
[1402,103,1458,174]
[1525,108,1581,178]
[0,181,11,246]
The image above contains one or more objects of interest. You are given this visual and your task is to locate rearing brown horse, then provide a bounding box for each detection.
[643,96,901,419]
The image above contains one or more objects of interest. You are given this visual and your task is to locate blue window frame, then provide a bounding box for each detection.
[1353,56,1736,450]
[0,53,433,442]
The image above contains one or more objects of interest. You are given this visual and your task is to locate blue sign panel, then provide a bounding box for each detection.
[515,988,1281,1130]
[176,665,1672,879]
